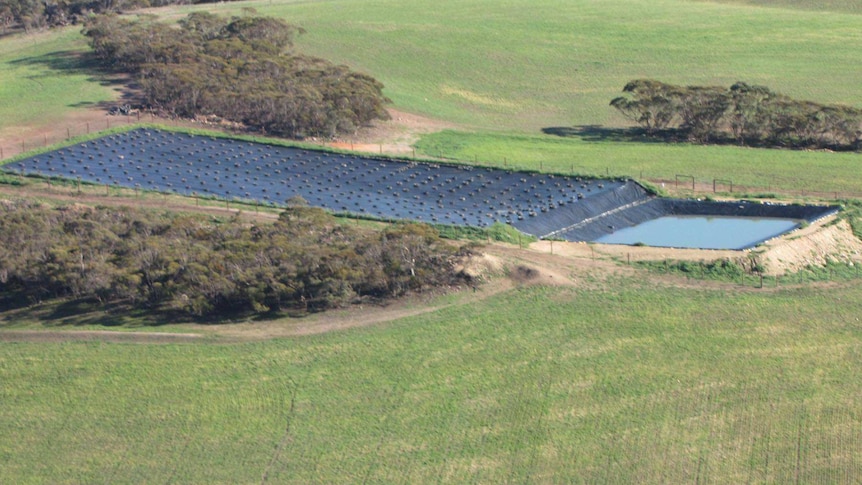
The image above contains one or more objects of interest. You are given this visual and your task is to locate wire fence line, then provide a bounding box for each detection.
[1,115,860,202]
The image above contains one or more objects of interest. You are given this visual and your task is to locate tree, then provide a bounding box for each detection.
[610,79,680,134]
[84,12,390,139]
[674,85,730,142]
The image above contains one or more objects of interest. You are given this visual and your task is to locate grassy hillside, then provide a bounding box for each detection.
[416,130,862,195]
[2,2,862,480]
[146,0,862,132]
[0,28,117,137]
[128,0,862,194]
[688,0,862,14]
[2,1,861,195]
[2,281,862,482]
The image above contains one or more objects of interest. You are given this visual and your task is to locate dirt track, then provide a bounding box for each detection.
[0,330,208,344]
[2,97,861,344]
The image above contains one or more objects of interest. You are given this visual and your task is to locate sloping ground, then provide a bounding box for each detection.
[515,180,651,238]
[759,218,862,274]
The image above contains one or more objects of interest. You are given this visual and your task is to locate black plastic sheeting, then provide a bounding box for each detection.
[559,197,840,243]
[2,128,627,233]
[3,128,838,247]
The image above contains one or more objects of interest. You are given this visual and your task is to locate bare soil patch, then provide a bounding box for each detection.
[591,213,862,276]
[326,108,458,155]
[758,218,862,274]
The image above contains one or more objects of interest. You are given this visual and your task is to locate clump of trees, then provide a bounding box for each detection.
[0,200,472,318]
[0,0,234,32]
[83,12,390,138]
[610,79,862,150]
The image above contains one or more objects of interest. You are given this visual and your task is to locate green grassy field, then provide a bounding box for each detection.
[0,28,117,137]
[416,130,862,195]
[2,282,862,482]
[148,0,862,133]
[2,1,861,192]
[3,1,862,482]
[689,0,862,14]
[133,0,862,194]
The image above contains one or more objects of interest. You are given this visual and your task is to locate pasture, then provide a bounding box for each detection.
[5,0,851,195]
[416,130,862,196]
[146,0,862,132]
[0,28,116,138]
[2,282,862,482]
[1,0,862,482]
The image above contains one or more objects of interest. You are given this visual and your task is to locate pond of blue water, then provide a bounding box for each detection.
[595,215,801,250]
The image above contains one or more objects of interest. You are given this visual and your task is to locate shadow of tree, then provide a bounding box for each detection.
[10,49,102,73]
[542,125,670,144]
[0,298,189,328]
[7,49,134,108]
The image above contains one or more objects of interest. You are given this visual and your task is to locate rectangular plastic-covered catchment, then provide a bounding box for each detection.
[2,129,838,250]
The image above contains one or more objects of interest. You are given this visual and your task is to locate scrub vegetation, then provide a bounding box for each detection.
[1,0,862,482]
[610,79,862,150]
[83,12,390,138]
[0,200,469,317]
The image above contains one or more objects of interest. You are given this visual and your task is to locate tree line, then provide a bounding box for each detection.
[0,0,233,32]
[610,79,862,150]
[0,200,473,318]
[82,12,390,138]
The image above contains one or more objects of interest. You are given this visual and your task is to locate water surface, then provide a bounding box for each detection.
[595,215,800,250]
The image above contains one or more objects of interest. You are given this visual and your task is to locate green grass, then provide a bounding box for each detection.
[3,281,862,482]
[149,0,862,132]
[415,130,862,194]
[686,0,862,14]
[131,0,862,195]
[2,1,861,197]
[0,27,118,136]
[3,5,862,481]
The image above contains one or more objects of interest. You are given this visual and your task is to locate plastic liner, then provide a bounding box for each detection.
[2,128,626,229]
[559,198,840,242]
[2,128,838,247]
[512,180,652,237]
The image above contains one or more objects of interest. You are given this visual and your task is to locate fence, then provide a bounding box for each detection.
[2,114,861,202]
